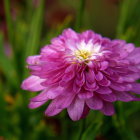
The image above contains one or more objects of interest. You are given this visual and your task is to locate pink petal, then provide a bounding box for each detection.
[131,83,140,94]
[21,76,45,91]
[62,28,78,40]
[54,94,75,109]
[96,86,112,94]
[124,43,134,53]
[61,71,75,82]
[41,46,57,56]
[73,82,81,93]
[101,102,115,116]
[110,83,125,91]
[75,71,85,86]
[65,64,76,73]
[26,55,40,65]
[45,101,63,116]
[86,96,103,110]
[28,65,41,71]
[85,70,95,83]
[95,71,103,81]
[116,92,134,102]
[67,97,85,121]
[46,86,64,99]
[78,92,94,99]
[31,89,49,102]
[29,100,46,109]
[84,81,97,90]
[51,37,64,51]
[98,76,111,87]
[100,61,109,70]
[81,30,95,41]
[99,93,116,102]
[128,48,140,64]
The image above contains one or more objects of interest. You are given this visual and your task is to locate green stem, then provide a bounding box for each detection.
[4,0,20,86]
[75,0,86,31]
[79,119,86,140]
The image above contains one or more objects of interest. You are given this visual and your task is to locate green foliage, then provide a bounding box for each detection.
[81,114,103,140]
[117,0,140,45]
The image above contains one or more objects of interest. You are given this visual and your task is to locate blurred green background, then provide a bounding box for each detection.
[0,0,140,140]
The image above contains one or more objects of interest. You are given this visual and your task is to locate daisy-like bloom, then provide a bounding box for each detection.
[21,28,140,121]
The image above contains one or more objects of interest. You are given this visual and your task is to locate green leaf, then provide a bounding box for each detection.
[81,114,103,140]
[23,0,45,78]
[0,33,18,88]
[117,0,140,45]
[24,0,45,58]
[75,0,86,31]
[112,103,138,140]
[42,15,73,46]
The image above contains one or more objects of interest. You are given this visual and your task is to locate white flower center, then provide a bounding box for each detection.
[74,40,102,62]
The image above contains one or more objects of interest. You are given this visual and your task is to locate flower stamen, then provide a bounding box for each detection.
[75,49,92,60]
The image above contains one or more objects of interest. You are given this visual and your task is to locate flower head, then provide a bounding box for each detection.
[21,28,140,121]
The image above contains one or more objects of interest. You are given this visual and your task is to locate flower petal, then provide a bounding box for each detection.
[78,92,94,99]
[110,83,125,91]
[63,28,78,40]
[26,55,40,65]
[86,96,103,110]
[21,76,45,91]
[45,101,63,116]
[131,83,140,94]
[73,82,81,93]
[98,77,111,87]
[100,61,109,70]
[29,100,47,109]
[95,71,103,81]
[96,86,112,94]
[99,93,116,102]
[128,48,140,64]
[101,102,115,116]
[85,69,95,83]
[116,92,134,102]
[67,97,85,121]
[46,86,64,99]
[54,94,75,109]
[65,64,76,73]
[31,89,49,102]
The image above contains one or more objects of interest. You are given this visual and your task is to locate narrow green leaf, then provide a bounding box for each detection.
[75,0,86,31]
[24,0,45,58]
[81,114,103,140]
[23,0,45,78]
[112,103,138,140]
[0,33,18,88]
[116,0,140,44]
[81,121,102,140]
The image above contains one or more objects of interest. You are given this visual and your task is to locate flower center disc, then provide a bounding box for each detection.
[75,50,91,60]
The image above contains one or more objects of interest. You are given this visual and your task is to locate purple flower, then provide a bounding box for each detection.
[21,28,140,121]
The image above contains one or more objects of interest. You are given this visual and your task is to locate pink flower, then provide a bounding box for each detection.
[21,28,140,121]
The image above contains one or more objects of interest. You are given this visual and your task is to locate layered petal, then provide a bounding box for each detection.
[116,92,135,102]
[67,97,85,121]
[101,102,115,116]
[21,76,45,91]
[86,96,103,110]
[131,83,140,94]
[29,100,47,109]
